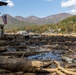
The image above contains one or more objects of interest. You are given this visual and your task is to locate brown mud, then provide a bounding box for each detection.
[0,34,76,75]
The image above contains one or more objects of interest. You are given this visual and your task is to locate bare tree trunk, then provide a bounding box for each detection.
[0,56,51,72]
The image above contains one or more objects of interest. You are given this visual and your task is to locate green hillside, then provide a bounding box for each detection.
[3,14,76,33]
[1,14,34,32]
[23,15,76,33]
[57,15,76,33]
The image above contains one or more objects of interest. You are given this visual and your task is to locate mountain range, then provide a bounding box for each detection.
[0,13,73,29]
[15,13,73,25]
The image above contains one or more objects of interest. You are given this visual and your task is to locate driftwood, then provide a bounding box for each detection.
[0,71,23,75]
[0,73,15,75]
[31,60,76,75]
[0,40,7,46]
[53,60,76,75]
[2,51,48,56]
[0,56,51,72]
[0,35,76,75]
[0,73,51,75]
[0,56,76,75]
[33,60,76,75]
[0,46,7,52]
[65,63,76,68]
[0,69,11,73]
[16,46,27,51]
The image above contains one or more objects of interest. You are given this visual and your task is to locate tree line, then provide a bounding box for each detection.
[5,15,76,34]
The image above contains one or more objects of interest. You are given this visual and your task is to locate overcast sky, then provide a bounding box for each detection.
[0,0,76,17]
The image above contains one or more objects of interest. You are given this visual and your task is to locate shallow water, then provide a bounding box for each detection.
[6,43,75,63]
[27,51,62,61]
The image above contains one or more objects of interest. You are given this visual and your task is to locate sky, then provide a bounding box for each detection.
[0,0,76,18]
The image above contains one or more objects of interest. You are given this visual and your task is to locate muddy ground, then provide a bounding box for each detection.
[0,35,76,75]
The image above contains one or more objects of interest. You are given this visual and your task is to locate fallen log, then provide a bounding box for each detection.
[0,40,7,46]
[0,73,15,75]
[24,73,53,75]
[36,68,66,75]
[0,73,51,75]
[24,73,38,75]
[0,56,51,72]
[65,63,76,68]
[67,69,76,72]
[40,67,76,75]
[0,69,11,73]
[2,51,48,57]
[16,46,27,51]
[0,56,76,74]
[0,46,7,52]
[0,71,23,75]
[38,60,76,74]
[53,60,76,75]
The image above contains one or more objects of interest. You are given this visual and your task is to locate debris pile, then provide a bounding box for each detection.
[0,34,76,75]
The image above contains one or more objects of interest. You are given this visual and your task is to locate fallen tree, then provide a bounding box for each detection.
[36,60,76,75]
[2,51,48,56]
[0,56,76,75]
[0,56,51,72]
[0,46,7,52]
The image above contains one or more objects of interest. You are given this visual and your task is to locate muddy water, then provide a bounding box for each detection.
[6,44,75,63]
[6,45,63,62]
[5,35,76,64]
[27,51,62,61]
[27,45,65,61]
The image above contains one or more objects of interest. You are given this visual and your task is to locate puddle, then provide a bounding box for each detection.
[27,51,62,61]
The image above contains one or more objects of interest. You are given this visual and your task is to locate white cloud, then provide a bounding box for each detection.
[61,0,76,7]
[68,9,76,14]
[46,0,51,2]
[61,0,76,14]
[47,0,51,1]
[5,0,14,7]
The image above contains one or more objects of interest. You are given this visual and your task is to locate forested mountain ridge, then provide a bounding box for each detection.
[0,14,33,29]
[15,13,72,25]
[57,15,76,33]
[0,13,72,26]
[0,13,75,33]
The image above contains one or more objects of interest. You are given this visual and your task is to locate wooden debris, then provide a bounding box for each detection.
[0,46,7,52]
[53,60,76,75]
[2,51,48,56]
[0,56,76,75]
[0,57,51,72]
[0,34,76,75]
[65,63,76,68]
[0,69,11,73]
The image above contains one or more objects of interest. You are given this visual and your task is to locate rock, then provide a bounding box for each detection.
[62,56,73,63]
